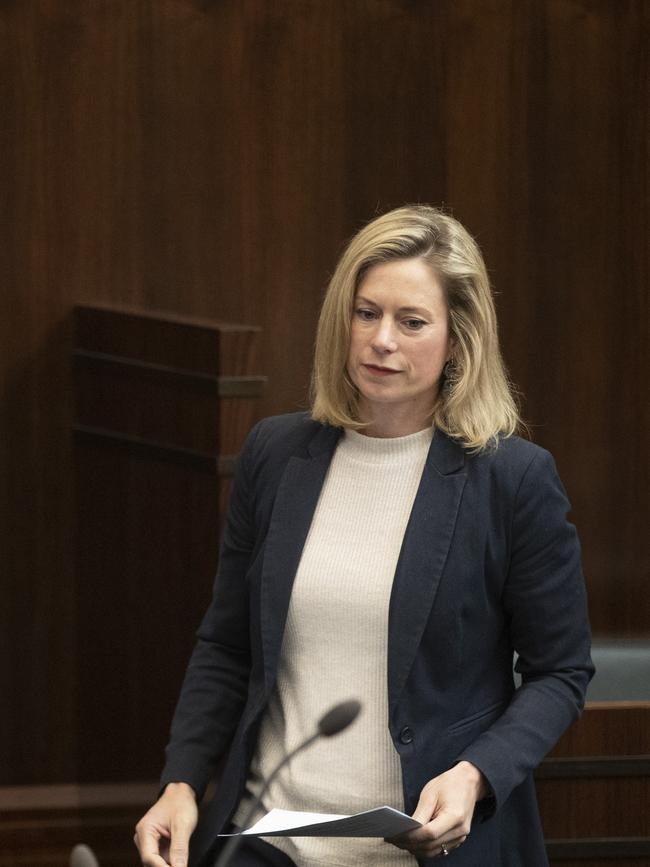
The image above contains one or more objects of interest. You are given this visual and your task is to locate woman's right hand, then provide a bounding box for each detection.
[134,782,198,867]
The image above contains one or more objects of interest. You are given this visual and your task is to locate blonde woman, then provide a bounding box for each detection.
[136,206,593,867]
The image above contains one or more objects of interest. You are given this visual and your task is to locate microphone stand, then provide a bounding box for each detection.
[214,700,361,867]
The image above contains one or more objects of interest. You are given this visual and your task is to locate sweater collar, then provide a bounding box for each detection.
[307,423,465,475]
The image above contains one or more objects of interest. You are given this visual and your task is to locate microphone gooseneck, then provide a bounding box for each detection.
[214,699,362,867]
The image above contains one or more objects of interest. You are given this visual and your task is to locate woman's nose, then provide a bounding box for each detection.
[371,319,398,353]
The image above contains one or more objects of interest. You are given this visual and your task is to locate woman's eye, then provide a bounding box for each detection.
[355,308,377,321]
[404,318,426,330]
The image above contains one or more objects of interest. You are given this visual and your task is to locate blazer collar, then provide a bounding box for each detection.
[306,422,343,458]
[260,423,466,697]
[259,424,340,692]
[387,431,467,708]
[305,422,465,472]
[425,427,466,475]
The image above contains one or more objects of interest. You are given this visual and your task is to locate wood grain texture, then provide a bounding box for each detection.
[551,860,648,867]
[72,308,262,782]
[538,703,650,847]
[1,0,648,790]
[0,782,155,867]
[539,776,650,837]
[549,845,650,865]
[551,703,650,758]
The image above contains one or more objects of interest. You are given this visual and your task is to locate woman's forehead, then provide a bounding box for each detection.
[355,259,446,311]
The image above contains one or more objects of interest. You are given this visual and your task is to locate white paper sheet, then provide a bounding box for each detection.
[220,806,421,838]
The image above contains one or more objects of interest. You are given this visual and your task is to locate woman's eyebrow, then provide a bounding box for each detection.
[397,306,431,316]
[355,295,432,316]
[354,295,379,306]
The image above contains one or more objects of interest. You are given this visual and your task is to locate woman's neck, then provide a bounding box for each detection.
[357,402,432,438]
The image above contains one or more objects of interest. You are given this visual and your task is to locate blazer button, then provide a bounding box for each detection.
[399,726,414,745]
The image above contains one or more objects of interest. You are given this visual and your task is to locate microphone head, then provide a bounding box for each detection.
[70,844,100,867]
[317,699,362,737]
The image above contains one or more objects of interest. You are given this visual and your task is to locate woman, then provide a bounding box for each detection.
[135,206,593,867]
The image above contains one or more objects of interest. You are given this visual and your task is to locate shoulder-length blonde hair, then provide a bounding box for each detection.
[310,204,522,451]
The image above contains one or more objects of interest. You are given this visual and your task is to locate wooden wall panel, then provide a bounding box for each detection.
[1,0,648,791]
[71,308,264,782]
[0,782,155,867]
[539,703,650,861]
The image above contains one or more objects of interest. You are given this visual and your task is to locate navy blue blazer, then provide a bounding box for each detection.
[161,413,594,867]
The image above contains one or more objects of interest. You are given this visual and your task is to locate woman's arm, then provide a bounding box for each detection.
[389,445,594,857]
[134,421,264,866]
[455,447,594,811]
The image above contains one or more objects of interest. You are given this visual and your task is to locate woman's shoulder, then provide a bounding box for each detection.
[242,411,337,463]
[468,434,559,486]
[249,411,326,443]
[492,433,550,462]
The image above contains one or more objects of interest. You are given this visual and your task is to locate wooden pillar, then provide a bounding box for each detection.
[72,305,265,782]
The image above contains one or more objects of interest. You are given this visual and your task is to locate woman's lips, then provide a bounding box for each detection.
[363,364,400,376]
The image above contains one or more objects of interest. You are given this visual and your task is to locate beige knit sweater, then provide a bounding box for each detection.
[234,427,431,866]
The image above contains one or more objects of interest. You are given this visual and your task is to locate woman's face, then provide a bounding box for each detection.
[346,257,453,435]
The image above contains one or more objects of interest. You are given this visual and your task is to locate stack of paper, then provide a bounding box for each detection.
[221,806,421,838]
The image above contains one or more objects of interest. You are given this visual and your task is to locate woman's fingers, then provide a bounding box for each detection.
[134,783,198,867]
[134,823,171,866]
[168,811,196,867]
[386,763,482,858]
[390,829,468,857]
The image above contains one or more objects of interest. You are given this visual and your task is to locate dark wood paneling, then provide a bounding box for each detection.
[547,838,650,861]
[539,756,650,779]
[552,861,648,867]
[540,777,650,838]
[74,306,262,378]
[538,703,650,858]
[74,441,222,781]
[550,704,650,758]
[1,0,648,790]
[0,783,156,867]
[72,308,262,782]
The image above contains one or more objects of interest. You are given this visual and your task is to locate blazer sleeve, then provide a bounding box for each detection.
[159,420,263,801]
[457,447,594,814]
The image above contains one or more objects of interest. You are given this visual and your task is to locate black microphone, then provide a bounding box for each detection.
[317,700,361,737]
[214,699,362,867]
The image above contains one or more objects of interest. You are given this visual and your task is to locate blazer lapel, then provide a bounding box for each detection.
[387,431,467,709]
[260,424,342,694]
